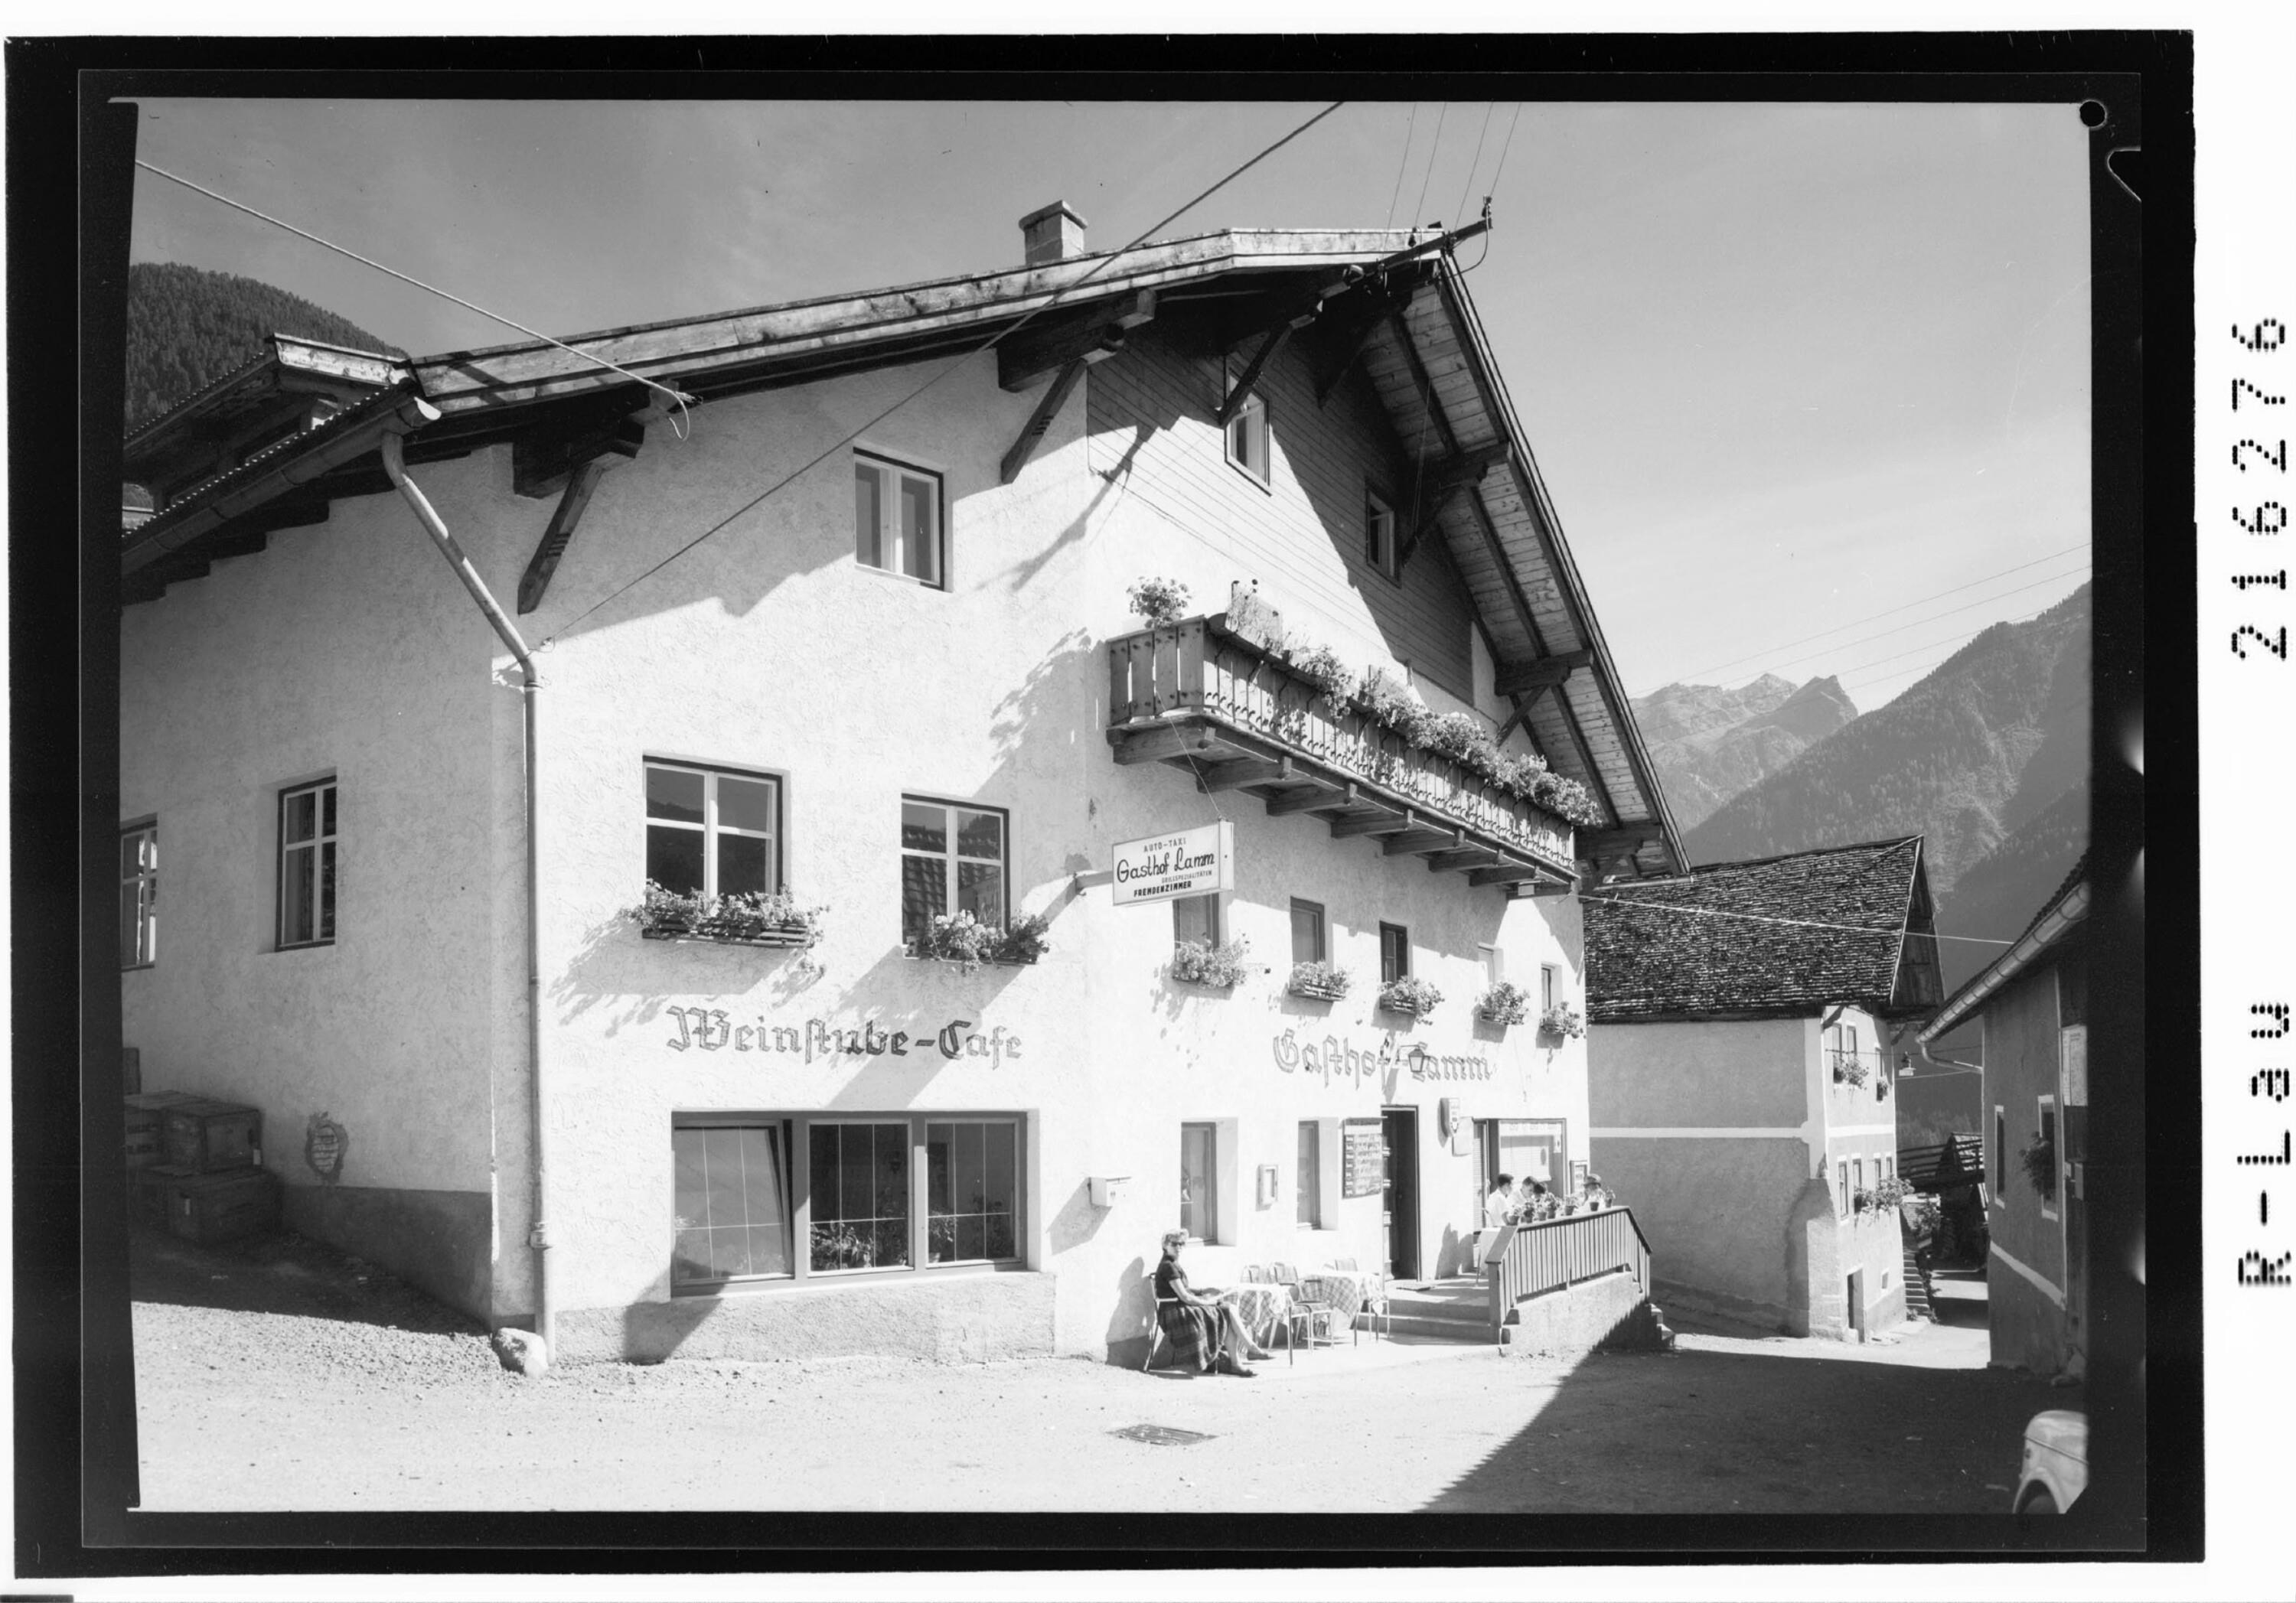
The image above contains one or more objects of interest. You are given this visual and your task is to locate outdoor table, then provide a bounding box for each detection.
[1203,1282,1293,1351]
[1293,1269,1375,1337]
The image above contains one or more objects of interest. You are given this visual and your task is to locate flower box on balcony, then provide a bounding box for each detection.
[1375,976,1443,1020]
[1286,961,1352,1002]
[629,883,823,950]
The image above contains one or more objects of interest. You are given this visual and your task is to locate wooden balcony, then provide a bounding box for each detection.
[1106,614,1577,888]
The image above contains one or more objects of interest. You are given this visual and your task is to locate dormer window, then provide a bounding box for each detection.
[1224,393,1270,486]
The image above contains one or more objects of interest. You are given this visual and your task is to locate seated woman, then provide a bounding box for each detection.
[1153,1230,1268,1377]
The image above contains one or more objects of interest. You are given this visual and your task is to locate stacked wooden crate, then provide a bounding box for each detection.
[126,1091,279,1243]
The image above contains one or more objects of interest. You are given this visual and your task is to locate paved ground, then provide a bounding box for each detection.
[130,1227,2067,1513]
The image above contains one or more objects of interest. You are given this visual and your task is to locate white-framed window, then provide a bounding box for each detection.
[276,778,337,950]
[1224,389,1270,486]
[1365,488,1398,578]
[854,451,944,588]
[1379,921,1411,983]
[901,797,1008,944]
[1173,892,1221,948]
[1296,1120,1322,1228]
[1479,943,1504,987]
[120,821,158,969]
[1541,963,1558,1012]
[1290,897,1326,965]
[1181,1121,1220,1242]
[673,1110,1023,1293]
[1838,1161,1851,1217]
[1852,1156,1864,1197]
[644,760,780,898]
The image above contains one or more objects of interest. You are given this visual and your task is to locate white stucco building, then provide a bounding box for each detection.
[119,209,1684,1364]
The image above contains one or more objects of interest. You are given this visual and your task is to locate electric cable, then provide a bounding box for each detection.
[1579,895,2015,946]
[1833,593,2085,697]
[1411,103,1450,228]
[543,102,1348,645]
[1384,103,1419,230]
[1647,541,2089,689]
[135,159,698,440]
[1451,103,1499,228]
[1723,566,2089,686]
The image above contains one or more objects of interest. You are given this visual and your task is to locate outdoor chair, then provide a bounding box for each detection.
[1244,1264,1309,1362]
[1142,1279,1182,1373]
[1329,1256,1391,1344]
[1272,1263,1343,1347]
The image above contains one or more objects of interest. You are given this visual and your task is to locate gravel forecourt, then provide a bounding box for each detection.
[131,1226,2069,1513]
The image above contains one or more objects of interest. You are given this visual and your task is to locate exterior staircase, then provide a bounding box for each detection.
[1381,1277,1495,1341]
[1903,1245,1937,1321]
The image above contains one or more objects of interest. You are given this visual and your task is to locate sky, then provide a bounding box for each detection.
[128,96,2092,712]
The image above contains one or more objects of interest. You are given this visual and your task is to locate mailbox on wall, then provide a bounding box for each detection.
[1088,1175,1129,1208]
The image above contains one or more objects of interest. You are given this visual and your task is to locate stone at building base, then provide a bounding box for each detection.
[1649,1277,1795,1337]
[1495,1268,1670,1357]
[282,1181,494,1324]
[491,1328,550,1377]
[552,1271,1058,1367]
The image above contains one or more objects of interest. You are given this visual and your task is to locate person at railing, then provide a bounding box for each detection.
[1574,1171,1615,1214]
[1511,1179,1561,1224]
[1484,1173,1516,1230]
[1153,1230,1267,1377]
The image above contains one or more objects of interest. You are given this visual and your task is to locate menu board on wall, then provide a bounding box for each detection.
[1342,1119,1385,1199]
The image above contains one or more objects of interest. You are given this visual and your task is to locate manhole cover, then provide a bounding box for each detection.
[1111,1424,1216,1447]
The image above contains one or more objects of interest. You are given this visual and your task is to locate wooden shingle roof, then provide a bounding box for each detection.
[1584,836,1935,1022]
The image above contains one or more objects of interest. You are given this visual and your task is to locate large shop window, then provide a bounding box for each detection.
[854,451,944,588]
[645,761,780,898]
[902,797,1008,943]
[673,1113,1023,1293]
[277,778,337,950]
[120,822,158,969]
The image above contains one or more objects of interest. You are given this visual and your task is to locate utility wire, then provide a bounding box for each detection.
[1486,103,1526,201]
[1647,542,2089,689]
[1384,103,1419,230]
[1411,103,1450,227]
[1451,103,1499,227]
[543,102,1347,644]
[135,159,697,440]
[1835,595,2081,696]
[1651,564,2089,694]
[1580,895,2016,946]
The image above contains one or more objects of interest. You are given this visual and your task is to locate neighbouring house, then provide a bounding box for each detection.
[117,204,1686,1366]
[1917,858,2088,1377]
[1583,837,1944,1338]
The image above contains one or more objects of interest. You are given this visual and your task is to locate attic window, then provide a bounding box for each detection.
[1225,393,1270,487]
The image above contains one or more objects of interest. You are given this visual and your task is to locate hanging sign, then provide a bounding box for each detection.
[1342,1119,1386,1199]
[1111,820,1235,907]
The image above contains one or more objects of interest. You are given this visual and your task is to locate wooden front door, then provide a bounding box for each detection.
[1382,1106,1420,1281]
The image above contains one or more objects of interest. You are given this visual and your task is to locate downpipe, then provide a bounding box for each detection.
[380,432,553,1359]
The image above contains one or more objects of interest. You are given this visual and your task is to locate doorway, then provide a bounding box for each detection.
[1381,1106,1420,1281]
[1847,1269,1867,1341]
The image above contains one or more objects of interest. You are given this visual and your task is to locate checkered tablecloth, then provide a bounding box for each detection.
[1293,1271,1377,1328]
[1208,1283,1293,1349]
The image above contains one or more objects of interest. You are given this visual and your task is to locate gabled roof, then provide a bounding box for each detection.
[1584,836,1936,1021]
[118,225,1684,875]
[1917,854,2088,1042]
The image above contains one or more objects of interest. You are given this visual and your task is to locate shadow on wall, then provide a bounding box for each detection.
[987,627,1097,774]
[1045,1178,1109,1258]
[1104,1253,1158,1368]
[1437,1223,1470,1280]
[991,420,1153,597]
[1786,1172,1838,1340]
[548,909,831,1037]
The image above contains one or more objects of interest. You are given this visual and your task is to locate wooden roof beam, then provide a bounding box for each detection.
[1467,863,1547,887]
[1384,826,1466,857]
[1493,649,1595,699]
[517,452,625,615]
[1329,806,1416,839]
[997,290,1156,393]
[1000,352,1102,485]
[1195,755,1296,793]
[512,409,646,501]
[1267,780,1355,816]
[1110,722,1219,766]
[1579,824,1668,859]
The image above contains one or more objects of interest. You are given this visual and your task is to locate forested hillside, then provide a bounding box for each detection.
[1681,583,2090,901]
[126,262,401,433]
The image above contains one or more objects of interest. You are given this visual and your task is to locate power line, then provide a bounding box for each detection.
[1644,541,2091,691]
[1411,103,1449,227]
[1384,103,1419,230]
[135,159,697,439]
[1451,103,1499,226]
[1835,595,2080,696]
[1658,564,2089,693]
[1580,894,2015,946]
[1486,103,1526,201]
[543,101,1347,643]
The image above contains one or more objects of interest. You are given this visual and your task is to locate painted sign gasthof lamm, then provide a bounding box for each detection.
[1111,820,1234,907]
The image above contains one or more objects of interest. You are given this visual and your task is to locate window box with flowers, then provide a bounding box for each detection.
[1286,960,1352,1002]
[910,909,1052,970]
[1831,1051,1871,1088]
[1127,576,1192,628]
[1375,975,1443,1020]
[631,882,825,949]
[1870,1175,1914,1213]
[1170,935,1254,989]
[1475,980,1533,1027]
[1538,1002,1585,1041]
[1851,1187,1877,1217]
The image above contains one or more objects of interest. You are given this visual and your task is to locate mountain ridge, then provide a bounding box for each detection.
[1631,673,1858,830]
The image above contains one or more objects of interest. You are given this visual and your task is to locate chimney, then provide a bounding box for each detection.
[1019,200,1088,266]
